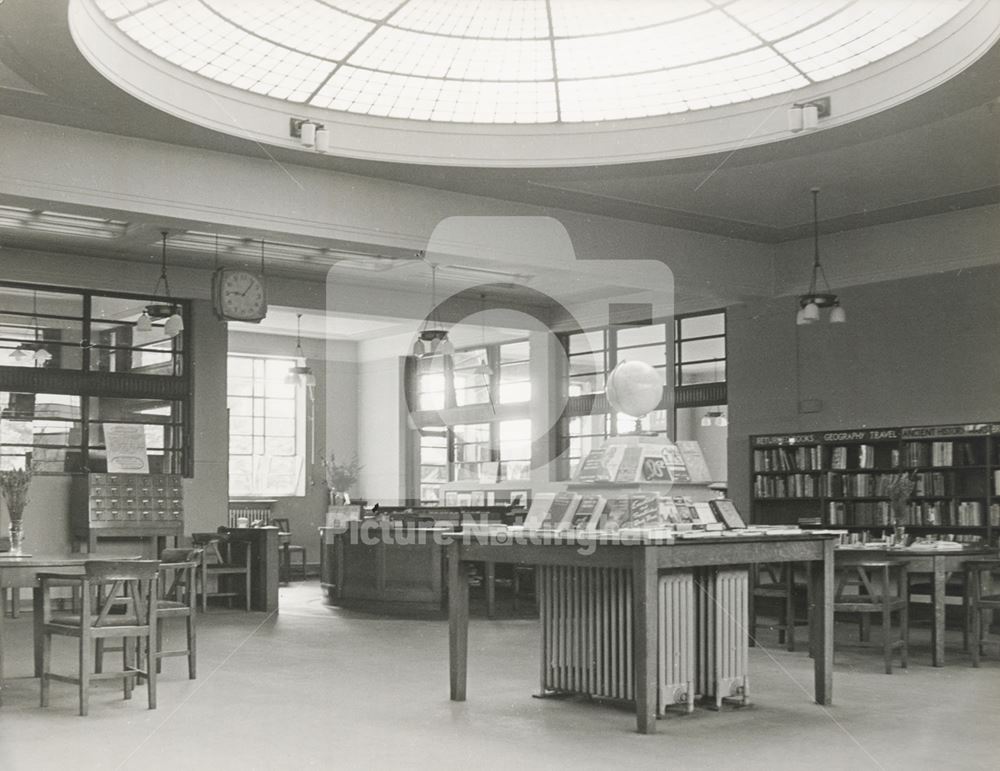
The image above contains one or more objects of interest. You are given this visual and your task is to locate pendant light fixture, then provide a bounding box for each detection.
[137,231,185,337]
[287,313,316,389]
[471,292,493,377]
[10,290,52,365]
[412,261,453,358]
[700,409,728,427]
[796,188,846,325]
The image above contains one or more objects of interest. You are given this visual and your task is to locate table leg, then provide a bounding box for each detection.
[448,541,469,701]
[33,585,44,677]
[632,549,658,734]
[485,561,496,619]
[810,541,834,705]
[0,581,5,705]
[932,557,945,667]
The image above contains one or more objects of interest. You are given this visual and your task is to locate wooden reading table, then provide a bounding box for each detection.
[446,530,838,734]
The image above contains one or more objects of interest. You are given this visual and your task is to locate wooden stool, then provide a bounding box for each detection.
[834,560,908,674]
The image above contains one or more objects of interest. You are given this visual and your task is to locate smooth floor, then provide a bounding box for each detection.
[0,582,998,771]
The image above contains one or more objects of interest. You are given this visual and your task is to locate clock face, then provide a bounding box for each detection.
[213,268,267,321]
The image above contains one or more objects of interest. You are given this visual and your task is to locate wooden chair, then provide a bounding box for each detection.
[192,532,251,611]
[749,562,802,651]
[153,547,201,677]
[966,559,1000,667]
[39,560,159,716]
[834,560,909,674]
[271,517,307,581]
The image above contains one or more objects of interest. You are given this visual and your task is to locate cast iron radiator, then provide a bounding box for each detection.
[695,567,750,709]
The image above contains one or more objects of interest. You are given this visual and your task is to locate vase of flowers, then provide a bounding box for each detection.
[0,467,33,555]
[322,452,362,507]
[886,471,916,546]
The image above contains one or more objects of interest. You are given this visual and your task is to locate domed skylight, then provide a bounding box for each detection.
[93,0,968,124]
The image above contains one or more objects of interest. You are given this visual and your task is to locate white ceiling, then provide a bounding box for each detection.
[0,1,997,268]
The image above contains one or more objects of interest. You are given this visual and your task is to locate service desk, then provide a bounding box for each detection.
[446,531,837,734]
[320,521,447,612]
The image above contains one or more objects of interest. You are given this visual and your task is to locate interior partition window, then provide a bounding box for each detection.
[0,281,191,474]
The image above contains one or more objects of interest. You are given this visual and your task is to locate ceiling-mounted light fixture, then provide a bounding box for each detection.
[796,188,846,326]
[138,231,185,337]
[287,313,316,390]
[9,290,52,365]
[412,261,453,359]
[700,409,728,427]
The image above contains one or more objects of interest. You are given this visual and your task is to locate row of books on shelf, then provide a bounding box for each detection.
[826,501,1000,527]
[754,439,985,472]
[756,470,980,499]
[901,440,979,467]
[522,491,746,533]
[574,440,712,484]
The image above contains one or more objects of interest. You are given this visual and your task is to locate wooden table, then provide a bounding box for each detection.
[835,545,997,667]
[447,531,837,734]
[0,554,117,705]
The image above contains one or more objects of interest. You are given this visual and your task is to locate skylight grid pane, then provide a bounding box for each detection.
[550,0,711,37]
[556,12,758,79]
[351,27,551,80]
[336,0,403,21]
[391,0,549,38]
[95,0,160,20]
[203,0,373,61]
[118,2,236,76]
[727,0,851,42]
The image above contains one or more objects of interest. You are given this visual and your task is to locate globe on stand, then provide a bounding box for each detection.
[606,360,663,432]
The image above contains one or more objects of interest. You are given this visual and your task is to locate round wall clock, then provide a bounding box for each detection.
[212,267,268,322]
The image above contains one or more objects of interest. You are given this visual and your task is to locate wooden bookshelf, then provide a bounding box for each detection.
[750,422,999,543]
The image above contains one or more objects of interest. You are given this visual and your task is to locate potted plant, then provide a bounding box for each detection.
[886,471,916,546]
[322,452,362,506]
[0,466,33,555]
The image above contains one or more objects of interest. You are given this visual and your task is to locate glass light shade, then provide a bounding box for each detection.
[10,347,27,361]
[801,103,820,129]
[438,337,454,356]
[829,304,846,323]
[787,106,803,133]
[34,347,52,364]
[164,312,184,337]
[300,121,316,147]
[136,311,153,332]
[802,301,820,322]
[412,337,426,358]
[700,414,713,427]
[314,127,329,153]
[715,414,728,427]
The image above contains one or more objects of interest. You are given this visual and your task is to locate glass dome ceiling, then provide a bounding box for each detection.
[93,0,968,125]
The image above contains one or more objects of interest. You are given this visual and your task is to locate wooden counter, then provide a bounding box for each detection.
[320,521,447,612]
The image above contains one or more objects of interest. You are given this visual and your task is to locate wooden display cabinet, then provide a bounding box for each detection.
[70,472,183,553]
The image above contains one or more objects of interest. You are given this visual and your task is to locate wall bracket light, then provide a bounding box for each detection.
[787,96,831,132]
[289,117,329,153]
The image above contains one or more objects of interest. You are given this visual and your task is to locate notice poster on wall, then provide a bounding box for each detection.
[103,423,149,474]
